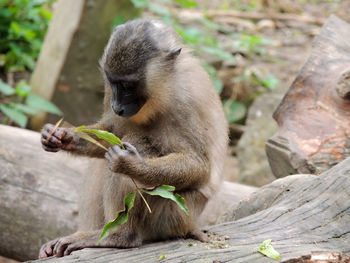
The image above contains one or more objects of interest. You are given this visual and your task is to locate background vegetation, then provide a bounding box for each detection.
[0,0,60,128]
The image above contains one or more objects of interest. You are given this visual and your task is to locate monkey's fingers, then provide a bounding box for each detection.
[123,142,142,159]
[41,134,62,147]
[42,124,67,140]
[105,151,111,161]
[123,142,137,152]
[42,145,60,152]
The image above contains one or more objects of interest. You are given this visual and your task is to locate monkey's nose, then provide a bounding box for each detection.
[117,108,124,116]
[112,104,124,116]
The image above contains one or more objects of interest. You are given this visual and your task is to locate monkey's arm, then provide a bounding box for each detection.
[41,122,112,158]
[106,144,210,190]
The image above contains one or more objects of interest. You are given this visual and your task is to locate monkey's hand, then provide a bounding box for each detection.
[105,142,142,172]
[41,123,76,152]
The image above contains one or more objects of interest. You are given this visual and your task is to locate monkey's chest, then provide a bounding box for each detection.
[121,134,165,158]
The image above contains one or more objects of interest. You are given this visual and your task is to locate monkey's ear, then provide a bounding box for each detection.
[165,48,182,60]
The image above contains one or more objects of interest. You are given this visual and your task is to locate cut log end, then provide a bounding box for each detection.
[336,70,350,100]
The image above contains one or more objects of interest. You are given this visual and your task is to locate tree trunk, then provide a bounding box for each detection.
[29,155,350,263]
[266,15,350,178]
[0,125,256,261]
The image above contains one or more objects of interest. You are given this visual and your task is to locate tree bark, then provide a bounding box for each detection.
[0,125,256,261]
[0,125,89,261]
[266,15,350,178]
[29,155,350,263]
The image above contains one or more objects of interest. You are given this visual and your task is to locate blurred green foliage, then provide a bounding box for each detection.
[0,79,62,127]
[0,0,53,72]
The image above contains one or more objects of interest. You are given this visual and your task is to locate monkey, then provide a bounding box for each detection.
[39,19,228,258]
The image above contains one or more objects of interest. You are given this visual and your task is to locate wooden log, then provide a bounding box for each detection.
[0,125,256,261]
[177,9,326,26]
[0,125,88,261]
[266,15,350,178]
[29,155,350,263]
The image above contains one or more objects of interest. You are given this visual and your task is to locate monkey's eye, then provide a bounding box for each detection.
[121,81,137,90]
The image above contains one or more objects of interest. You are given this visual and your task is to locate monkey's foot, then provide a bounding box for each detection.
[38,232,98,258]
[39,238,59,258]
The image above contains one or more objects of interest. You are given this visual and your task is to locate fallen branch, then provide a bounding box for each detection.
[178,9,325,26]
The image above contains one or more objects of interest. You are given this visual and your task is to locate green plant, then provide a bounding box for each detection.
[259,239,281,260]
[232,33,272,56]
[0,79,62,127]
[0,0,53,72]
[73,126,189,243]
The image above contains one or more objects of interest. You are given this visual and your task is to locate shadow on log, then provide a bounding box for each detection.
[0,125,256,261]
[266,15,350,178]
[29,154,350,262]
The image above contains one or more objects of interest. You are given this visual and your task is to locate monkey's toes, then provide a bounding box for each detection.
[53,238,72,257]
[39,238,59,258]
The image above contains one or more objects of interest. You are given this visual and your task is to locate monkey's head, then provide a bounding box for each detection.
[100,19,182,121]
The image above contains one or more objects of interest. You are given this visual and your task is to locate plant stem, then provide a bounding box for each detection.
[131,178,152,214]
[74,128,152,213]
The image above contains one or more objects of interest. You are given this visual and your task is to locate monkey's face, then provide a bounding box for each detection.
[105,71,148,118]
[101,19,181,119]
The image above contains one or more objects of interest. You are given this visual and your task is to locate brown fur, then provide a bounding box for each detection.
[39,19,228,258]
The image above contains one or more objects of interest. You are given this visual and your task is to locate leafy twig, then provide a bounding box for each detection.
[132,178,152,213]
[72,126,189,242]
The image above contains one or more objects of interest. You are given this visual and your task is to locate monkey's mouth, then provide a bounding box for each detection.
[112,101,145,118]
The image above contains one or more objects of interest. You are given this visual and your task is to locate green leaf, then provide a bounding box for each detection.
[24,28,36,40]
[0,80,15,96]
[15,80,31,97]
[200,46,236,63]
[259,239,281,260]
[25,93,62,115]
[211,75,223,94]
[142,185,189,216]
[223,99,246,123]
[77,126,123,147]
[98,191,136,243]
[10,21,21,36]
[21,52,36,70]
[176,27,201,44]
[130,0,148,8]
[38,7,52,20]
[10,103,38,115]
[174,0,197,8]
[0,54,6,67]
[201,63,223,93]
[199,18,220,31]
[261,75,278,90]
[158,254,166,261]
[148,3,170,16]
[112,16,126,28]
[0,104,28,127]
